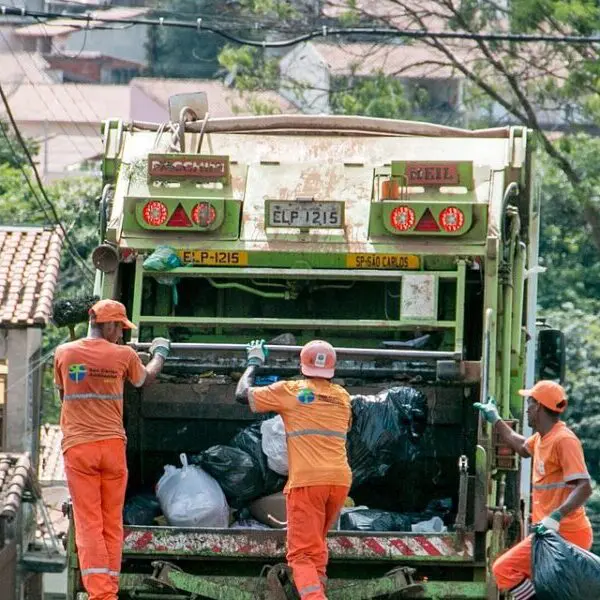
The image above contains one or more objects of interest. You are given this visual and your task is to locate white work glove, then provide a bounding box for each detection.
[473,396,501,425]
[149,337,171,359]
[535,511,562,534]
[246,339,268,367]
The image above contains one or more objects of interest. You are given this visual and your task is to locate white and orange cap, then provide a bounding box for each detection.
[300,340,336,379]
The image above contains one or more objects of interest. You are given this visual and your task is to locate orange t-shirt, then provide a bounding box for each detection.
[249,378,352,492]
[54,338,146,453]
[525,421,591,532]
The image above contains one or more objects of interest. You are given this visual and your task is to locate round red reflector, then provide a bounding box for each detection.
[390,205,415,231]
[191,202,217,227]
[439,206,465,232]
[142,201,168,226]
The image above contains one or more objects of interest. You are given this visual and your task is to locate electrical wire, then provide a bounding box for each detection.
[0,81,95,282]
[3,6,600,46]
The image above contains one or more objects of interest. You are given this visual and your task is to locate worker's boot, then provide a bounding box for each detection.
[266,564,300,600]
[508,578,536,599]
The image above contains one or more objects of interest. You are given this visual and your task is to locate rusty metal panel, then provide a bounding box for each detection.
[123,527,474,562]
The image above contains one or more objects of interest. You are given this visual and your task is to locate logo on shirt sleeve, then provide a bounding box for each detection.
[297,388,315,404]
[68,364,87,382]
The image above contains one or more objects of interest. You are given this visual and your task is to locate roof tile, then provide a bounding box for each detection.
[0,227,64,328]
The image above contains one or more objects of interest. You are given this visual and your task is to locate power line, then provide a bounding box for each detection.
[2,6,600,46]
[0,81,95,283]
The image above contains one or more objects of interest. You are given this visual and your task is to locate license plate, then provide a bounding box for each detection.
[346,253,420,269]
[178,250,248,266]
[267,201,344,228]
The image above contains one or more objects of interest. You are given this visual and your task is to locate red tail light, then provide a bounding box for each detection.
[390,205,415,231]
[192,202,217,227]
[167,204,192,227]
[415,208,440,232]
[142,201,168,226]
[439,206,465,232]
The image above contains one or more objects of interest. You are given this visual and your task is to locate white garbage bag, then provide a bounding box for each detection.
[156,453,229,527]
[261,416,288,475]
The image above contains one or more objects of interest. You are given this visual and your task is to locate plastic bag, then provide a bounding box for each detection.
[156,453,229,528]
[340,508,412,532]
[192,446,265,508]
[347,386,428,487]
[123,493,162,526]
[533,530,600,600]
[261,416,288,475]
[143,245,182,304]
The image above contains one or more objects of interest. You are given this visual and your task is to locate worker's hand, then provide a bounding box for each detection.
[473,397,500,425]
[534,511,562,534]
[149,337,171,360]
[247,339,268,366]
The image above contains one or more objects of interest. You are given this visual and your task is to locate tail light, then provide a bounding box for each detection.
[192,202,217,227]
[439,206,465,232]
[142,201,168,226]
[390,205,415,231]
[414,208,440,232]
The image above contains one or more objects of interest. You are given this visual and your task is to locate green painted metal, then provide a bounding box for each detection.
[205,278,293,299]
[134,197,226,231]
[454,260,466,355]
[101,118,123,183]
[380,202,473,237]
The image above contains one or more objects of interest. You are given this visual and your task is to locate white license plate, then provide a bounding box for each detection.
[267,201,343,228]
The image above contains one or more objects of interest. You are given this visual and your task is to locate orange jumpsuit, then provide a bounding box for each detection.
[492,421,593,597]
[55,338,146,600]
[250,379,352,600]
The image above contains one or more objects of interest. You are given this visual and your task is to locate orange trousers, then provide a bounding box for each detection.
[64,438,128,600]
[286,485,349,600]
[492,526,593,591]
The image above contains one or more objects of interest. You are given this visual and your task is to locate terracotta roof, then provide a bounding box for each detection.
[14,7,149,38]
[39,425,65,486]
[0,227,64,328]
[0,453,40,522]
[0,52,58,84]
[308,42,466,79]
[0,82,131,123]
[130,78,298,118]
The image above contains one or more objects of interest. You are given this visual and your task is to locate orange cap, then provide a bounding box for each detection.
[89,299,136,329]
[518,380,567,413]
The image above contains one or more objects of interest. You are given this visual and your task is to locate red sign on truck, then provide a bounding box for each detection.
[404,162,459,186]
[148,154,229,182]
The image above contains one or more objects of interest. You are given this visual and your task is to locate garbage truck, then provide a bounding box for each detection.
[69,94,566,600]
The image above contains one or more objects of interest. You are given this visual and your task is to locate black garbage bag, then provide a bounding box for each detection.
[230,422,286,498]
[192,446,265,508]
[347,386,428,487]
[123,493,162,526]
[532,530,600,600]
[340,509,412,532]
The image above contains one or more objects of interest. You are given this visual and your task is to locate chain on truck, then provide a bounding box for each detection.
[68,93,566,600]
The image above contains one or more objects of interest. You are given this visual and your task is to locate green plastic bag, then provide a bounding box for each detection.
[143,246,182,304]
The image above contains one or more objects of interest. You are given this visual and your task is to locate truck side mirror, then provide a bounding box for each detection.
[536,328,566,384]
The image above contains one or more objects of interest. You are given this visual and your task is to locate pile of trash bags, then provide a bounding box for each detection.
[347,386,428,487]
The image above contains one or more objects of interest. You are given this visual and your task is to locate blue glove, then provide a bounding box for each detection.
[534,511,562,534]
[473,397,500,425]
[246,339,268,367]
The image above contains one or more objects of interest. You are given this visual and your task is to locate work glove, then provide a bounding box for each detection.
[246,339,268,366]
[149,337,171,359]
[473,396,501,425]
[534,511,562,534]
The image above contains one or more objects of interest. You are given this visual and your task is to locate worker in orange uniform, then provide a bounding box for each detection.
[474,380,593,600]
[235,339,352,600]
[54,299,170,600]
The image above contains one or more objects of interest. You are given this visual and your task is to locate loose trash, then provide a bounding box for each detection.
[532,530,600,600]
[142,245,183,304]
[192,446,265,508]
[230,518,272,530]
[123,493,162,526]
[261,416,288,476]
[340,508,412,532]
[347,386,429,487]
[156,453,229,528]
[411,516,447,533]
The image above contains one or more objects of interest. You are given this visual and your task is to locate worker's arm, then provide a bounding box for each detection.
[473,397,530,458]
[556,479,593,518]
[235,339,268,405]
[235,365,258,405]
[143,353,166,386]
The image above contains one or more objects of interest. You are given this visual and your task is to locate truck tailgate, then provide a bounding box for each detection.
[123,526,474,562]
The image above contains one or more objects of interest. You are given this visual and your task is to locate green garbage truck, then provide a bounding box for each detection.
[68,95,565,599]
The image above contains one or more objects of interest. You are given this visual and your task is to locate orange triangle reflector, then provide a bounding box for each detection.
[415,208,440,232]
[167,204,192,227]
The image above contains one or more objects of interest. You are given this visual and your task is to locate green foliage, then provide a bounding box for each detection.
[218,45,280,92]
[0,120,38,168]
